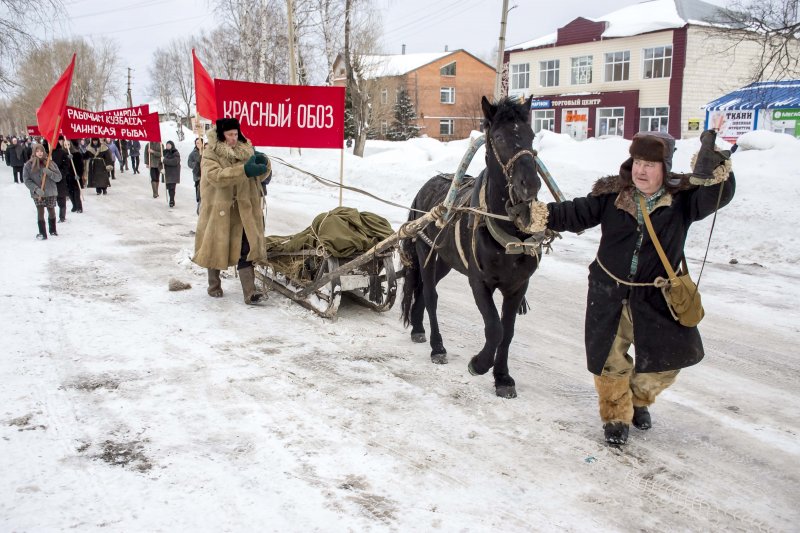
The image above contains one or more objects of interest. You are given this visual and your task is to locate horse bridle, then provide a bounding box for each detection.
[486,136,538,215]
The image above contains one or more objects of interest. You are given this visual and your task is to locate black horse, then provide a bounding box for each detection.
[400,96,542,398]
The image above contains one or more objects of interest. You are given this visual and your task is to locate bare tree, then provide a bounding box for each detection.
[0,0,63,89]
[717,0,800,80]
[344,0,383,157]
[148,50,178,121]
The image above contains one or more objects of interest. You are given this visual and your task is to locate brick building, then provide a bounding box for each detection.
[332,50,495,141]
[503,0,777,140]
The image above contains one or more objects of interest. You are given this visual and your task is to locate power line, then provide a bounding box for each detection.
[83,13,209,37]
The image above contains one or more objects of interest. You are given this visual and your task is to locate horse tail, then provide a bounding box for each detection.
[400,198,422,328]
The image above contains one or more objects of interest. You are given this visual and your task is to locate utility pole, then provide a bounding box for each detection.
[126,67,133,108]
[494,0,510,101]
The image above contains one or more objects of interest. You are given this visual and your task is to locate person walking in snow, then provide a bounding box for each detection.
[50,137,72,223]
[187,137,203,213]
[542,130,736,446]
[83,138,113,195]
[161,140,181,208]
[8,136,26,184]
[193,117,271,305]
[65,139,85,213]
[119,139,129,172]
[23,143,62,240]
[144,140,163,198]
[105,138,120,179]
[129,140,141,174]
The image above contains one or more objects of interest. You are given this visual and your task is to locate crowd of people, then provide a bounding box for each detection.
[2,134,190,240]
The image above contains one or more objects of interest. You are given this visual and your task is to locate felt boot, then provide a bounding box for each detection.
[48,218,58,236]
[151,181,159,198]
[207,269,223,297]
[238,266,264,304]
[36,220,47,240]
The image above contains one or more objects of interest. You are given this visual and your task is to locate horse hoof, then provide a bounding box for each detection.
[431,352,448,364]
[411,332,427,343]
[467,358,489,376]
[495,385,517,399]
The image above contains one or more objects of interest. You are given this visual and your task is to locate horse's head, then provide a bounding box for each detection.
[482,96,541,216]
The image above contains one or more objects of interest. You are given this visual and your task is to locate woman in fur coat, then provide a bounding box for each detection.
[23,143,62,239]
[161,140,181,208]
[193,118,271,305]
[83,138,114,195]
[544,130,735,446]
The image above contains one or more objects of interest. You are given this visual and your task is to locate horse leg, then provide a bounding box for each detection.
[467,280,502,377]
[409,279,427,343]
[492,288,528,399]
[421,256,451,364]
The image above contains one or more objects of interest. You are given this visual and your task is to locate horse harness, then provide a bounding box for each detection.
[416,139,547,270]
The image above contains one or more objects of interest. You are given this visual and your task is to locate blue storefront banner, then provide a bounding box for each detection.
[530,99,552,109]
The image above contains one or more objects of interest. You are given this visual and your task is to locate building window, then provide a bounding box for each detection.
[440,87,455,104]
[604,51,630,82]
[639,107,669,132]
[598,107,625,136]
[532,110,555,133]
[510,63,530,90]
[571,56,592,85]
[380,88,388,104]
[440,62,456,76]
[440,119,454,136]
[539,59,560,87]
[643,46,672,79]
[380,121,388,135]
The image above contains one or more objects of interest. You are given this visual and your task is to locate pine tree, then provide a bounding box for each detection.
[388,88,420,141]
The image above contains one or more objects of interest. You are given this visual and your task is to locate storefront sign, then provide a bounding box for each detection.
[530,100,552,109]
[772,108,800,120]
[215,80,345,149]
[708,110,755,143]
[687,118,700,131]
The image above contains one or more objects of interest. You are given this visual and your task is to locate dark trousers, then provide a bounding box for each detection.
[57,195,68,221]
[166,183,176,203]
[13,166,23,183]
[237,231,253,270]
[131,155,140,173]
[150,167,160,183]
[67,177,83,212]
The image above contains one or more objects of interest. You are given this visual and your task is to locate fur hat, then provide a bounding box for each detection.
[629,131,675,175]
[215,117,247,143]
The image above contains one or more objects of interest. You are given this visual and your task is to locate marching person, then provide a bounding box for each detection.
[66,139,85,213]
[542,130,736,445]
[187,137,203,213]
[193,117,271,305]
[8,136,26,184]
[83,137,113,195]
[143,140,163,198]
[50,136,71,223]
[129,139,141,174]
[161,140,181,208]
[119,139,129,172]
[23,143,62,240]
[105,138,120,179]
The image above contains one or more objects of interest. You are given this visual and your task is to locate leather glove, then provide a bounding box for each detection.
[691,129,731,180]
[244,155,268,178]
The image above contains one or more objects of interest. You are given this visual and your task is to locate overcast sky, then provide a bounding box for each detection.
[52,0,727,109]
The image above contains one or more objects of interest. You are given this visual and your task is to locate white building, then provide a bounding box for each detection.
[503,0,769,140]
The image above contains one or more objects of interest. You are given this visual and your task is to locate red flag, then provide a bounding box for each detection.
[192,49,217,121]
[36,53,76,143]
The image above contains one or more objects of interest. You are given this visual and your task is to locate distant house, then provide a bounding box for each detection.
[503,0,785,140]
[332,49,495,141]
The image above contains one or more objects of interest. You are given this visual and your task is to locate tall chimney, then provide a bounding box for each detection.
[402,44,406,55]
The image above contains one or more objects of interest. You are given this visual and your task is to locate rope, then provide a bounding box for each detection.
[596,256,668,288]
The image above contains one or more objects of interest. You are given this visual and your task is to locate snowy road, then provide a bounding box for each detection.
[1,159,798,532]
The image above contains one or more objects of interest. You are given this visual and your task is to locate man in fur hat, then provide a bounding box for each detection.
[192,117,272,305]
[542,130,735,445]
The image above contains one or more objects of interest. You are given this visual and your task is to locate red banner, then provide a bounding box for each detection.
[27,125,41,136]
[62,105,161,142]
[214,80,345,149]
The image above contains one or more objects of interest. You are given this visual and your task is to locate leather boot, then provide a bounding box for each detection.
[207,269,223,297]
[151,181,159,198]
[238,266,264,304]
[48,218,58,236]
[36,220,47,240]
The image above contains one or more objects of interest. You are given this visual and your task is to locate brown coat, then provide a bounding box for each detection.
[192,130,266,270]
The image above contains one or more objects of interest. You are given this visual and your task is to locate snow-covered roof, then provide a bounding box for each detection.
[704,80,800,110]
[507,0,726,51]
[358,52,453,78]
